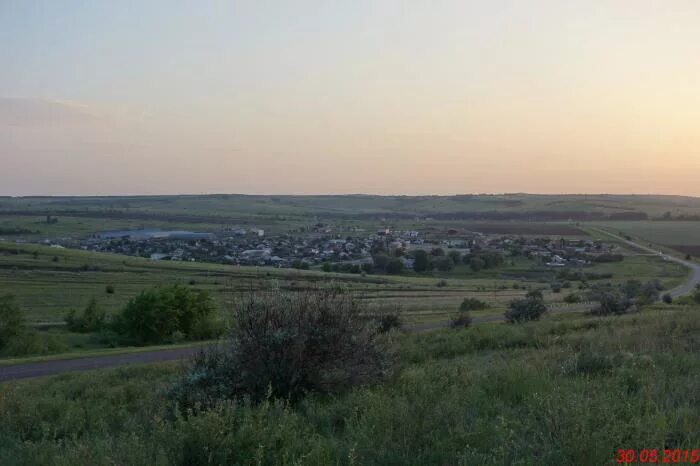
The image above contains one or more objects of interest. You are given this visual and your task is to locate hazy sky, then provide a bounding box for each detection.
[1,0,699,196]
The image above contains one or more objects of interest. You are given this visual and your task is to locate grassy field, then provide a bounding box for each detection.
[1,305,698,465]
[4,194,700,223]
[592,221,700,256]
[0,237,685,360]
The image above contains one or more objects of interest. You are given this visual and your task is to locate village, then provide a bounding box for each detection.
[27,223,621,274]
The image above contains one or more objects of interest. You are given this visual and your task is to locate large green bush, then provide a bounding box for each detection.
[114,285,220,344]
[504,297,547,323]
[171,288,395,408]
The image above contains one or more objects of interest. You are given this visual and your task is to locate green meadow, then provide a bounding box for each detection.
[1,305,698,465]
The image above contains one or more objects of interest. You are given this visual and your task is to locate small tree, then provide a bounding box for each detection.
[563,293,581,304]
[504,297,547,323]
[412,250,430,272]
[65,297,106,333]
[469,257,486,272]
[662,293,673,304]
[105,285,115,294]
[430,247,445,257]
[432,256,454,272]
[385,258,405,274]
[448,250,462,265]
[526,289,544,300]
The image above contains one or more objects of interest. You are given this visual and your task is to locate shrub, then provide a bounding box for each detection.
[504,297,547,323]
[114,285,220,344]
[459,298,489,312]
[526,289,544,300]
[662,293,673,304]
[0,294,24,350]
[65,298,107,333]
[105,285,115,294]
[588,291,633,316]
[563,293,581,304]
[170,288,394,408]
[436,279,448,288]
[551,282,562,293]
[449,311,472,328]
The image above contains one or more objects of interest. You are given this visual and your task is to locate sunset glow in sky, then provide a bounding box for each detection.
[2,1,699,196]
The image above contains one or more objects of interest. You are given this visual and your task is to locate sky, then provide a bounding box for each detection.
[1,0,699,196]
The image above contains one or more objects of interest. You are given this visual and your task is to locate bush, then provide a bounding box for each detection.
[504,297,547,323]
[0,294,24,350]
[588,291,633,316]
[526,289,544,300]
[662,293,673,304]
[114,285,220,344]
[459,298,489,312]
[105,285,115,294]
[170,288,395,408]
[563,293,581,304]
[449,311,472,328]
[436,279,448,288]
[65,298,107,333]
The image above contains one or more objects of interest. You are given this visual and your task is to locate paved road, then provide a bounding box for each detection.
[590,227,700,298]
[0,346,207,383]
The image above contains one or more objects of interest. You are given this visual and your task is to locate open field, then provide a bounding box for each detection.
[1,305,698,465]
[592,221,700,257]
[4,194,700,223]
[0,237,686,361]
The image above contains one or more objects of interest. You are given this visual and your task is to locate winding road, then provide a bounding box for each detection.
[590,227,700,298]
[2,230,698,384]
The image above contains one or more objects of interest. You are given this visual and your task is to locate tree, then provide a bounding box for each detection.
[430,247,445,257]
[662,293,673,304]
[385,258,405,275]
[504,297,547,323]
[526,289,544,300]
[372,253,391,271]
[433,256,454,272]
[0,295,24,350]
[447,250,462,265]
[469,257,486,272]
[65,297,106,333]
[412,250,430,273]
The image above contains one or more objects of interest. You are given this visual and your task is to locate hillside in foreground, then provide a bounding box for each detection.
[1,304,698,465]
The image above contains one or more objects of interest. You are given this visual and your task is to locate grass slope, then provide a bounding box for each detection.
[1,306,698,465]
